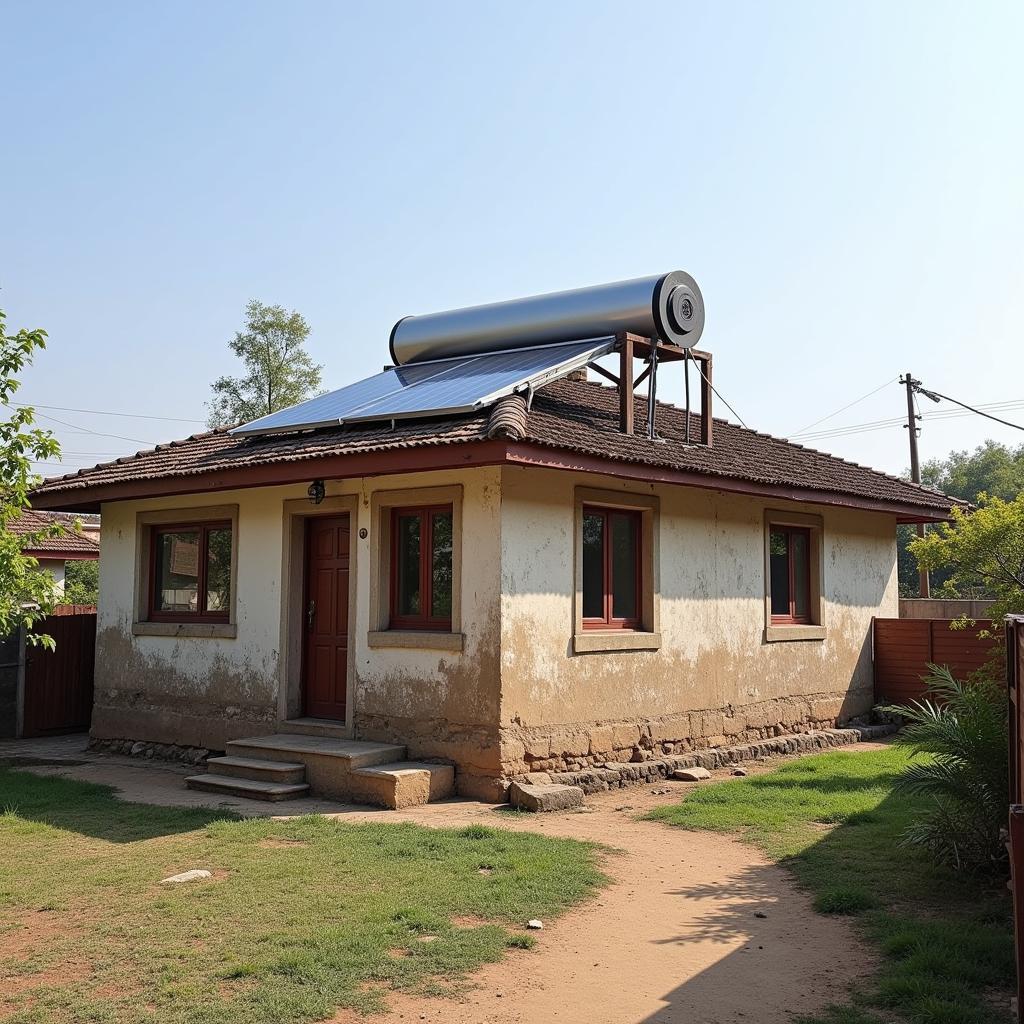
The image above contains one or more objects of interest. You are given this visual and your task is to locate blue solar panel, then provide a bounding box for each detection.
[231,337,614,436]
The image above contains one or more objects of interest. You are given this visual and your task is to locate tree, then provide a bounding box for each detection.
[64,559,99,605]
[0,310,62,645]
[898,440,1024,596]
[909,493,1024,621]
[207,300,323,428]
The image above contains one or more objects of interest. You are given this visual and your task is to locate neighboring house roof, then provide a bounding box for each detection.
[11,508,101,558]
[28,377,959,522]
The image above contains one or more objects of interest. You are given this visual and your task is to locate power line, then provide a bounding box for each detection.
[22,408,155,446]
[915,385,1024,433]
[793,399,1024,442]
[8,401,204,424]
[792,376,899,436]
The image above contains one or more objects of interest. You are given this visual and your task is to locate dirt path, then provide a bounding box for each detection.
[323,782,873,1024]
[17,739,882,1024]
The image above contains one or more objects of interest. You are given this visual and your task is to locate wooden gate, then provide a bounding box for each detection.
[873,617,997,704]
[22,610,96,737]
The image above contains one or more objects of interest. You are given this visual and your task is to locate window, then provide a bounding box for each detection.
[389,505,453,631]
[149,522,232,622]
[581,505,642,629]
[769,524,812,624]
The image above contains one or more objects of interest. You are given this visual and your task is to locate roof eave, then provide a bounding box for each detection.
[29,437,955,523]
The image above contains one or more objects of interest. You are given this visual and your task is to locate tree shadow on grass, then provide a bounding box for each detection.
[0,767,235,842]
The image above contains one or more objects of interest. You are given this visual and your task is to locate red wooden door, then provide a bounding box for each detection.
[302,515,350,721]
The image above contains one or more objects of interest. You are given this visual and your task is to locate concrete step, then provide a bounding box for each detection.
[224,734,409,801]
[348,761,456,809]
[277,717,350,739]
[184,774,310,802]
[205,755,306,784]
[226,734,406,769]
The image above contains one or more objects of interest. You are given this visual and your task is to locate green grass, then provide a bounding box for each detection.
[0,769,604,1023]
[648,747,1014,1024]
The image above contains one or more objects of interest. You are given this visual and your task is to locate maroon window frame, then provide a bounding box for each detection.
[581,505,643,631]
[389,504,454,632]
[148,521,232,623]
[769,524,813,624]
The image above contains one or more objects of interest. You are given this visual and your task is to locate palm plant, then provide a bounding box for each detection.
[883,665,1008,873]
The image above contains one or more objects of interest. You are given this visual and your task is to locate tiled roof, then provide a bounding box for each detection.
[11,509,101,555]
[30,377,956,516]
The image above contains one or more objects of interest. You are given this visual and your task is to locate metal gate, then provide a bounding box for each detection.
[22,610,96,737]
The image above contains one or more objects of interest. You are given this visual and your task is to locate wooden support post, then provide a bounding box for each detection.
[618,332,634,434]
[698,351,713,446]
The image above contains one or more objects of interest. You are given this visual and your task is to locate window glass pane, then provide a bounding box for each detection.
[769,528,791,616]
[792,530,810,619]
[155,530,200,613]
[396,514,421,616]
[205,527,232,613]
[582,511,605,619]
[611,513,638,620]
[430,511,453,619]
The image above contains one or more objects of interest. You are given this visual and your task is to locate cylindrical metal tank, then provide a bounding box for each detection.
[389,271,704,365]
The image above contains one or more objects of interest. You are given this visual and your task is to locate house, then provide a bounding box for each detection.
[29,275,956,804]
[11,509,100,597]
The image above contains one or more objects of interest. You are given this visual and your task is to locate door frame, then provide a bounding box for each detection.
[280,494,358,734]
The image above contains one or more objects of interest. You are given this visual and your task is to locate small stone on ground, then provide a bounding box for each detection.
[673,767,712,782]
[509,780,584,812]
[159,869,211,884]
[527,919,544,930]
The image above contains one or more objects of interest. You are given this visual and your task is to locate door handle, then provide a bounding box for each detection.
[307,600,316,629]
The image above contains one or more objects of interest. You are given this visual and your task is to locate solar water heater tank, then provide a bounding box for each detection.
[389,271,704,365]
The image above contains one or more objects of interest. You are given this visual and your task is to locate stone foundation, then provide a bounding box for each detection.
[88,736,215,765]
[499,692,870,777]
[90,693,277,752]
[521,724,897,796]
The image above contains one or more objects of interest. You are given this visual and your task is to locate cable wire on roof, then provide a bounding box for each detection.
[688,356,748,429]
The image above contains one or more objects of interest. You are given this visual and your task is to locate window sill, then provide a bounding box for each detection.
[367,630,464,652]
[574,631,662,653]
[765,624,826,643]
[133,621,237,639]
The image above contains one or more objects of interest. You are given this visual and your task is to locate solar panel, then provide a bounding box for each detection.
[231,337,615,437]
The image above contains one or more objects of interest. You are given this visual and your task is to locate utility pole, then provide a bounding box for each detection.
[901,372,930,598]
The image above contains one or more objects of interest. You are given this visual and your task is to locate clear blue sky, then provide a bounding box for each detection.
[4,1,1022,478]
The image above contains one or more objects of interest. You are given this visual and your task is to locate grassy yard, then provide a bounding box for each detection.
[649,746,1014,1024]
[0,769,603,1024]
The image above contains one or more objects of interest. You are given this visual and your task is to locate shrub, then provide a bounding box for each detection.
[883,665,1008,873]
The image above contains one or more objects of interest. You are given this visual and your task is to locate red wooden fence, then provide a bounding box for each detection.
[1007,615,1024,1016]
[873,617,998,704]
[22,611,96,737]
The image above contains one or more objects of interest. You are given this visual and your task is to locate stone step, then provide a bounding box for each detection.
[227,734,406,769]
[184,773,310,802]
[205,756,306,784]
[224,734,409,802]
[276,717,350,739]
[348,761,456,809]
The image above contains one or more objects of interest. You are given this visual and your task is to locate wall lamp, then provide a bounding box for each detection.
[307,479,326,505]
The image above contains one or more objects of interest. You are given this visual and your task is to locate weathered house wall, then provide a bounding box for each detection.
[92,467,503,774]
[497,466,897,776]
[91,460,898,795]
